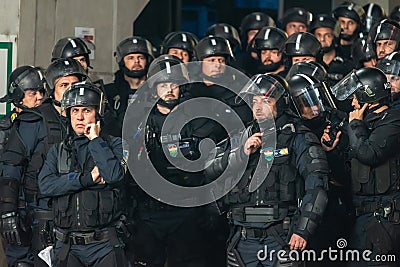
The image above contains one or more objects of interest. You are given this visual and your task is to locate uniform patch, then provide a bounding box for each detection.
[168,144,178,157]
[274,148,289,157]
[261,147,274,161]
[10,112,17,122]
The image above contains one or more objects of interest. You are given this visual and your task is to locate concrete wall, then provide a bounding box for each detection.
[0,0,149,84]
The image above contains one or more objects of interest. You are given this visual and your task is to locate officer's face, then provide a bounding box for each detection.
[351,94,361,110]
[54,76,80,102]
[70,106,97,135]
[202,56,226,76]
[285,22,307,36]
[252,95,276,120]
[338,17,357,36]
[387,74,400,93]
[168,48,190,63]
[363,58,377,67]
[300,105,320,119]
[292,56,316,65]
[124,53,147,71]
[247,30,259,45]
[157,82,180,101]
[260,49,282,65]
[314,28,334,48]
[21,89,44,108]
[73,55,88,71]
[376,40,397,59]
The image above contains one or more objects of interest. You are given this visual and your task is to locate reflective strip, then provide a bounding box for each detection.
[224,25,229,33]
[264,28,271,40]
[367,3,374,17]
[181,33,187,42]
[69,39,77,48]
[295,34,302,51]
[298,73,315,85]
[133,39,138,44]
[256,14,261,21]
[79,87,85,95]
[211,39,217,46]
[165,62,171,74]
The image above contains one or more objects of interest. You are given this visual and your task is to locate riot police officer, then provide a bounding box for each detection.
[309,14,354,85]
[206,23,241,54]
[38,83,127,266]
[284,32,323,67]
[280,7,313,36]
[0,66,46,267]
[234,12,276,76]
[329,67,400,266]
[252,26,288,76]
[0,59,86,267]
[104,36,154,137]
[332,2,366,59]
[52,37,93,72]
[368,19,400,60]
[159,31,198,63]
[287,73,352,267]
[205,74,329,266]
[126,55,207,267]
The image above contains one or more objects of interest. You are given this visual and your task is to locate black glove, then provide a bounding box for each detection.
[0,211,31,245]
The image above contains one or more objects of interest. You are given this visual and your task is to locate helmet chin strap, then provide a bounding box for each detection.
[120,65,147,78]
[157,98,179,110]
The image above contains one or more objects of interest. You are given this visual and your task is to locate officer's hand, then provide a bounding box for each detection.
[349,103,369,122]
[321,125,342,151]
[289,233,307,250]
[84,121,101,140]
[243,133,263,155]
[91,166,105,184]
[0,212,30,245]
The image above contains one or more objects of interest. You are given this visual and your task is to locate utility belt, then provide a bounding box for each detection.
[55,228,111,245]
[229,205,296,223]
[354,198,400,223]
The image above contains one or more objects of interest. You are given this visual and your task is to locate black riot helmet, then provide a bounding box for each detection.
[351,37,377,68]
[286,61,327,82]
[333,2,366,31]
[51,37,93,69]
[390,6,400,23]
[206,23,241,51]
[159,31,198,61]
[0,66,47,104]
[281,7,313,32]
[114,36,155,78]
[287,74,326,118]
[252,26,288,72]
[240,12,276,45]
[240,74,289,119]
[368,19,400,53]
[61,82,106,117]
[332,67,391,104]
[284,32,323,62]
[376,52,400,76]
[45,58,87,95]
[194,36,234,62]
[309,14,336,33]
[253,26,288,53]
[147,55,189,110]
[363,3,387,33]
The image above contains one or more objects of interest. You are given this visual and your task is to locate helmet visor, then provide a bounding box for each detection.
[331,70,363,101]
[292,83,326,118]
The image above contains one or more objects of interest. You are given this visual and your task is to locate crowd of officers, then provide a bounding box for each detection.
[1,1,400,267]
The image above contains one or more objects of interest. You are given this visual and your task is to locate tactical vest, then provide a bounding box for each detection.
[226,124,304,222]
[351,112,400,196]
[24,103,66,201]
[52,139,123,231]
